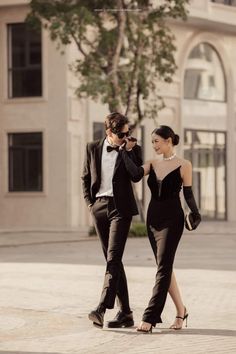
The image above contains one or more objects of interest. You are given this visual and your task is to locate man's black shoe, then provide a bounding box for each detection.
[107,311,134,328]
[88,308,104,328]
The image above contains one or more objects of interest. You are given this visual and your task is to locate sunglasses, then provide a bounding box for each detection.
[113,130,130,139]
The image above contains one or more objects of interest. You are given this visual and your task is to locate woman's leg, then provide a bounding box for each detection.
[168,271,187,329]
[168,271,185,313]
[139,225,183,329]
[137,225,157,332]
[138,259,186,332]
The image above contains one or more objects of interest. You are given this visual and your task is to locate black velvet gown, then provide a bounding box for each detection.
[142,165,184,326]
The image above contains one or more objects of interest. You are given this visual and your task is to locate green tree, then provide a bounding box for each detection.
[27,0,189,125]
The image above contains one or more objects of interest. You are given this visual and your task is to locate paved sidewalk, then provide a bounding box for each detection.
[0,230,235,354]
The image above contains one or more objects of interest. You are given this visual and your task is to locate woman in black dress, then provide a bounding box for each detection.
[121,125,201,333]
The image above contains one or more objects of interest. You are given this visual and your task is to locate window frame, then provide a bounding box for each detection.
[7,22,42,99]
[1,16,47,104]
[7,131,44,193]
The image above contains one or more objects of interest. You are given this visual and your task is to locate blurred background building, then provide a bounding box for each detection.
[0,0,236,234]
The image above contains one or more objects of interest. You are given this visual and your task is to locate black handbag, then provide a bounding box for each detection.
[185,212,201,231]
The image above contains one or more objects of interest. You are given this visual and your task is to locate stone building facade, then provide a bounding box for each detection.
[0,0,235,233]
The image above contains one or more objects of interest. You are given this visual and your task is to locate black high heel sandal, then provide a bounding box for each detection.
[170,307,189,330]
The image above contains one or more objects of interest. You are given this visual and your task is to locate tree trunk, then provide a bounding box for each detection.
[107,0,126,113]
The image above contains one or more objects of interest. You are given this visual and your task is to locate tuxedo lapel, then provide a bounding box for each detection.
[113,151,122,176]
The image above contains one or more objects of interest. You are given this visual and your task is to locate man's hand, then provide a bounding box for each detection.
[124,137,137,151]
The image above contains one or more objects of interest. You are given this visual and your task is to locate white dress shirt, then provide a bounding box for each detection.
[96,138,119,198]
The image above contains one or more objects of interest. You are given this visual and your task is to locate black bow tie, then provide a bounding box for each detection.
[107,145,120,153]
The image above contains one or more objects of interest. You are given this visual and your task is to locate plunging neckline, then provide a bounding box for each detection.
[152,165,182,183]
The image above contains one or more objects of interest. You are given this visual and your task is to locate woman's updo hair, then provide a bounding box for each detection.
[152,125,179,146]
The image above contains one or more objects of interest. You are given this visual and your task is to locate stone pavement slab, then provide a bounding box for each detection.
[0,233,235,354]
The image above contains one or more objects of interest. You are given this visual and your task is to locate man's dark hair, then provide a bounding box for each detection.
[105,112,129,133]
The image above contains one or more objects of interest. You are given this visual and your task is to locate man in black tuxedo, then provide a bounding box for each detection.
[82,112,142,328]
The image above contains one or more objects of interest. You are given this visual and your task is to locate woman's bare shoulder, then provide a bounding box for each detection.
[178,157,192,167]
[178,158,192,174]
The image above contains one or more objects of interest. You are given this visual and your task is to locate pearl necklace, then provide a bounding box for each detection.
[163,153,176,161]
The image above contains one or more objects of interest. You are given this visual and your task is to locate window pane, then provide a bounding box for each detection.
[11,24,26,67]
[184,43,226,101]
[93,122,105,140]
[10,148,25,191]
[29,30,42,65]
[27,149,43,190]
[184,130,192,145]
[8,133,43,192]
[10,132,42,146]
[11,68,42,97]
[8,23,42,97]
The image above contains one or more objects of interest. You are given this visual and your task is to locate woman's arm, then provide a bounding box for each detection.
[181,160,201,229]
[181,160,192,187]
[121,149,150,182]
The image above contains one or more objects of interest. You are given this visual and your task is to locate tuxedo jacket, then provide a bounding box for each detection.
[81,138,143,217]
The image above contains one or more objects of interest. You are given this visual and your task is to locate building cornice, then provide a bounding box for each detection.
[0,0,29,7]
[187,0,236,31]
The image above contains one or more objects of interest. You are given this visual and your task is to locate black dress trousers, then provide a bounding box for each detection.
[91,196,132,312]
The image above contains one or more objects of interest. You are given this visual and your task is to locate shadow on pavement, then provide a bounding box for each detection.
[107,328,236,337]
[160,328,236,337]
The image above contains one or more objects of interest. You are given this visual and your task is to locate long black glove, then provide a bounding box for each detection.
[120,149,144,182]
[183,186,201,230]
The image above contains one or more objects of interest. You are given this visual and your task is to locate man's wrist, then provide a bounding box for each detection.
[119,142,127,151]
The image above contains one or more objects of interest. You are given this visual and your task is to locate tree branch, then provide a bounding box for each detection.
[70,32,88,57]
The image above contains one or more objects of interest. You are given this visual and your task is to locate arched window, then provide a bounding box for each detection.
[184,43,226,101]
[183,42,227,220]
